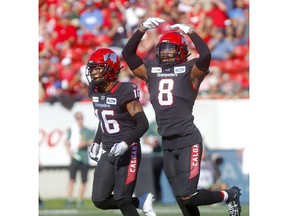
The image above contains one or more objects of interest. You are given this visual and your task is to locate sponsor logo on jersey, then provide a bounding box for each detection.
[95,103,110,108]
[106,97,117,105]
[157,73,178,77]
[151,67,162,73]
[174,66,186,73]
[92,97,99,102]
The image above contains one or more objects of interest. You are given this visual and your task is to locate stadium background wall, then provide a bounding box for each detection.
[39,100,250,204]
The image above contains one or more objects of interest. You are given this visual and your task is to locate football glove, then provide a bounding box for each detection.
[89,143,100,161]
[142,17,165,30]
[108,141,128,157]
[170,23,193,34]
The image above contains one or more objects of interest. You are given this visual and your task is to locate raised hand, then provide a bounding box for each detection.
[170,23,193,34]
[142,17,165,30]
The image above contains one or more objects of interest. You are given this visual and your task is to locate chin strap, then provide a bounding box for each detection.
[90,79,110,93]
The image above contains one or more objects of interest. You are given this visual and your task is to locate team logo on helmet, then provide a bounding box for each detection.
[85,48,121,90]
[104,53,118,63]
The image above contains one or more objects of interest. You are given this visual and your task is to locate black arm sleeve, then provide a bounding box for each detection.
[93,122,102,144]
[188,32,211,72]
[123,111,149,145]
[122,30,145,70]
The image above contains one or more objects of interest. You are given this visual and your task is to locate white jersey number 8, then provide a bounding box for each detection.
[158,79,174,106]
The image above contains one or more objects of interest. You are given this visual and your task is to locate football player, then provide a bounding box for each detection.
[86,48,156,216]
[122,17,241,216]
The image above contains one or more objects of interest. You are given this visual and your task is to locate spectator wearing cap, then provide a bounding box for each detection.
[78,0,104,36]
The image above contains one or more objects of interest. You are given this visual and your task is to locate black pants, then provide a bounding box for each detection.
[91,142,142,202]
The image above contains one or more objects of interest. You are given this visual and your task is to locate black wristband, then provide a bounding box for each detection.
[124,111,149,145]
[122,30,145,70]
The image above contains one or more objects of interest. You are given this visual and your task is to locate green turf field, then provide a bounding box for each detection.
[39,199,249,216]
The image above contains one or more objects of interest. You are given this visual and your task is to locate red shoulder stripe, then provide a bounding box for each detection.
[110,81,121,93]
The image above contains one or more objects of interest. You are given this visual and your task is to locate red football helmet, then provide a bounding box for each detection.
[86,48,121,87]
[156,31,189,68]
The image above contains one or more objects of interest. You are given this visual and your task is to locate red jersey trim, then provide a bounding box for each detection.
[111,81,121,93]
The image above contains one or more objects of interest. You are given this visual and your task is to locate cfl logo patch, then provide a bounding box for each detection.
[92,97,99,102]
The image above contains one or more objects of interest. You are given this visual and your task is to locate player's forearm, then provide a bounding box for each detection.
[123,111,149,145]
[188,32,211,72]
[93,122,102,144]
[122,30,145,71]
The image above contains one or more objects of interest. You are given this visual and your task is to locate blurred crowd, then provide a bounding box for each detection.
[39,0,249,109]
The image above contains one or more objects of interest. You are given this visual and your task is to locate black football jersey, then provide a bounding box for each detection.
[145,59,200,137]
[90,82,140,151]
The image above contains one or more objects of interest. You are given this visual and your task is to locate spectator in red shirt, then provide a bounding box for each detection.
[52,13,77,50]
[188,1,205,28]
[205,0,228,29]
